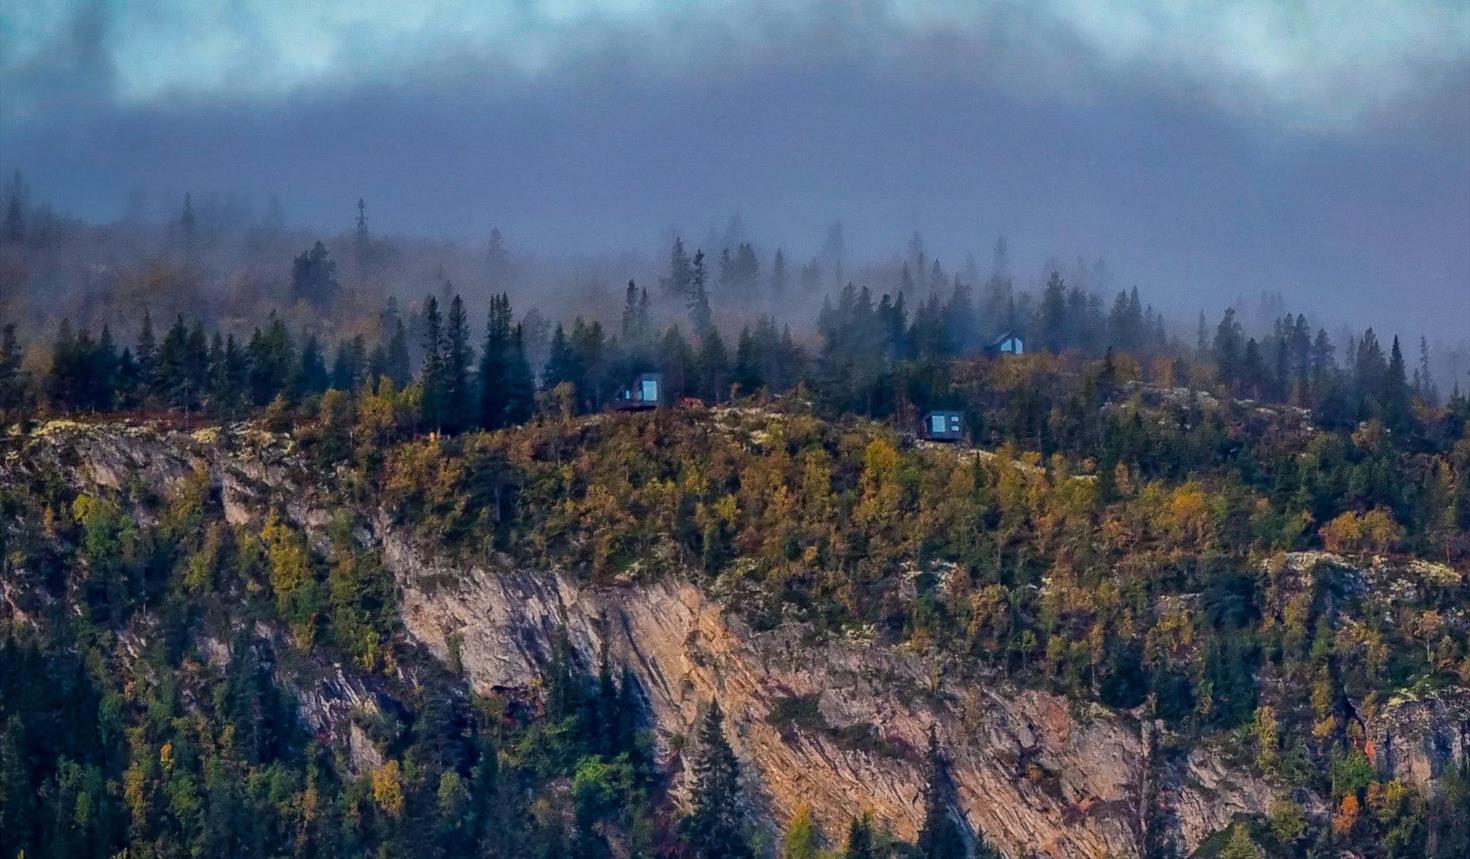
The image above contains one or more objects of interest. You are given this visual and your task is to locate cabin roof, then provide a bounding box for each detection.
[987,330,1023,349]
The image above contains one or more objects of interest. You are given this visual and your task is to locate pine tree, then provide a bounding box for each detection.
[698,328,730,403]
[683,700,750,859]
[295,334,330,398]
[486,227,512,288]
[1038,270,1068,353]
[841,814,875,859]
[481,294,515,429]
[689,250,713,335]
[1213,309,1243,388]
[1382,335,1414,435]
[543,324,576,396]
[384,319,411,388]
[0,323,24,413]
[136,310,158,399]
[443,294,474,433]
[1414,336,1440,406]
[504,324,535,426]
[662,237,693,299]
[354,198,370,268]
[420,296,447,433]
[733,326,762,395]
[247,314,295,406]
[916,728,968,859]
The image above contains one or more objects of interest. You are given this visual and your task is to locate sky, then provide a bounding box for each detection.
[2,0,1468,340]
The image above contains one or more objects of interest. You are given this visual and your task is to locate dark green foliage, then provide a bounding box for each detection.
[420,295,447,431]
[683,700,751,859]
[291,241,340,307]
[842,814,875,859]
[916,728,968,859]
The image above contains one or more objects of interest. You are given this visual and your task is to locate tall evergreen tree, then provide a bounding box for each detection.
[481,293,515,429]
[420,296,447,432]
[384,319,411,387]
[0,323,24,413]
[135,310,158,399]
[698,328,730,403]
[1038,270,1068,353]
[1382,335,1414,435]
[916,728,968,859]
[543,323,577,398]
[247,314,295,406]
[662,237,693,299]
[683,700,750,859]
[1213,308,1243,388]
[841,814,875,859]
[503,324,535,426]
[1413,335,1440,406]
[443,294,474,433]
[294,334,330,398]
[689,250,713,336]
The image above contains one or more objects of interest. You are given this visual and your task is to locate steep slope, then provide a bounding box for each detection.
[6,419,1466,858]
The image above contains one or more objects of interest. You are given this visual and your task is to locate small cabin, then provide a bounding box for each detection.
[986,330,1024,356]
[921,410,965,442]
[613,372,663,410]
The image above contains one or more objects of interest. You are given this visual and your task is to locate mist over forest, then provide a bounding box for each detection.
[0,175,1465,396]
[4,5,1470,859]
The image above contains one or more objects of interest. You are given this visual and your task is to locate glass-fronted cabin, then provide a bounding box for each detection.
[614,372,663,410]
[985,331,1024,356]
[921,410,965,442]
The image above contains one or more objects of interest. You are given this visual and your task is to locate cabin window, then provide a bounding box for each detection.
[641,378,659,402]
[931,414,946,434]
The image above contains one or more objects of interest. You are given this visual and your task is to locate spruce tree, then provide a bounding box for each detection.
[385,319,412,388]
[916,727,968,859]
[683,700,750,859]
[841,814,875,859]
[479,293,514,429]
[689,250,713,336]
[443,294,474,433]
[698,328,730,403]
[0,323,23,413]
[543,324,576,398]
[503,324,535,426]
[420,296,447,433]
[136,309,158,399]
[294,334,330,398]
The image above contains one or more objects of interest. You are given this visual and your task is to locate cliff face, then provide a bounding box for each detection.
[387,532,1273,857]
[11,421,1468,858]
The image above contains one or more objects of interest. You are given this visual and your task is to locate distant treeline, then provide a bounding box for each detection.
[0,235,1456,452]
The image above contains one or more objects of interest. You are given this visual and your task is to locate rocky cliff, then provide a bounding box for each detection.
[9,420,1467,858]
